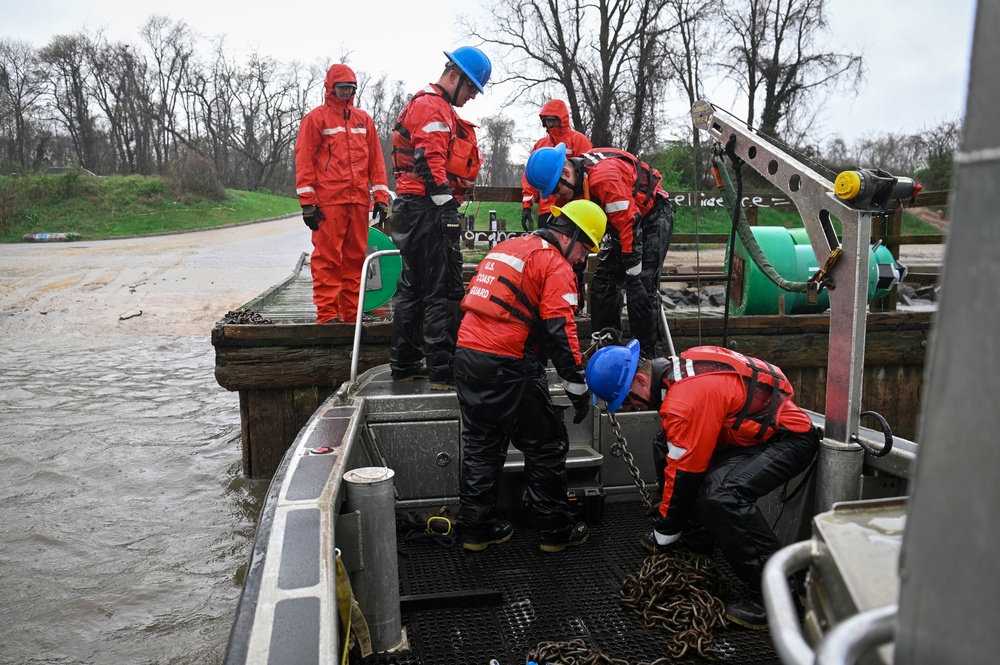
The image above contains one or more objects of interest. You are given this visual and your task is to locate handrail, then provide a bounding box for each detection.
[350,249,401,388]
[762,540,825,665]
[816,604,898,665]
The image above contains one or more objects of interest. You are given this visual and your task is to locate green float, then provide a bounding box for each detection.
[728,226,906,315]
[363,227,402,312]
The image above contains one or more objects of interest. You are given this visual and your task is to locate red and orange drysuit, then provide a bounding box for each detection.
[649,346,818,591]
[454,231,590,546]
[520,99,593,219]
[295,63,390,323]
[388,83,483,384]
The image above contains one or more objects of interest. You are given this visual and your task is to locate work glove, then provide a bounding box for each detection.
[438,199,461,244]
[567,389,592,425]
[625,276,653,323]
[521,208,534,232]
[371,201,388,226]
[302,204,324,231]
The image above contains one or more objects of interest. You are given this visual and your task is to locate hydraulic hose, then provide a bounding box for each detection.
[712,155,811,294]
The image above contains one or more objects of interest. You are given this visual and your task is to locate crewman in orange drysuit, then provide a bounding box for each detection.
[586,341,820,629]
[454,200,607,554]
[526,144,675,357]
[295,63,390,324]
[520,99,593,232]
[389,46,490,388]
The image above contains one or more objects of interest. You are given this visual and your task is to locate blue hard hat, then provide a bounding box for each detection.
[444,46,492,93]
[586,339,641,413]
[525,143,568,199]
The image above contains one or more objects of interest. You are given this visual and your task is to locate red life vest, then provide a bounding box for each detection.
[461,234,556,329]
[392,87,482,196]
[651,346,796,440]
[581,148,665,209]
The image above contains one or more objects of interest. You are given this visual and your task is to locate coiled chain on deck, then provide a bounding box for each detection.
[224,307,273,325]
[607,411,651,511]
[526,552,729,664]
[620,551,730,662]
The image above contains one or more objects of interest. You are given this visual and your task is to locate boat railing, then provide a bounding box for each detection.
[350,248,401,388]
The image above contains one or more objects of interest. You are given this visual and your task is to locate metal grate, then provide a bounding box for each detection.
[358,501,780,665]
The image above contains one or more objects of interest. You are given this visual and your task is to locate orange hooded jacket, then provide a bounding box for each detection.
[520,99,593,216]
[295,63,389,208]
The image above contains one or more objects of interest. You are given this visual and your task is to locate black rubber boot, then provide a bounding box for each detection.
[726,593,768,629]
[539,521,589,553]
[462,520,514,552]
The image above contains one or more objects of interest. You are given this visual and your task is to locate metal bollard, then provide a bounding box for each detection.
[343,467,401,652]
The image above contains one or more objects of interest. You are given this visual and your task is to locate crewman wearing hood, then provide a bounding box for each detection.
[520,100,593,232]
[295,63,390,324]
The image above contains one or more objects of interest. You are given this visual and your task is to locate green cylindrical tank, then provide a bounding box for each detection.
[728,226,901,315]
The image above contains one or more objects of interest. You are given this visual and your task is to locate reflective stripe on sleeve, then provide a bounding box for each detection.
[297,186,316,195]
[605,200,630,213]
[666,440,687,460]
[421,122,451,134]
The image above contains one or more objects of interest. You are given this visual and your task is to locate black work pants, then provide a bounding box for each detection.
[389,195,465,382]
[590,197,674,357]
[453,347,575,541]
[653,427,819,591]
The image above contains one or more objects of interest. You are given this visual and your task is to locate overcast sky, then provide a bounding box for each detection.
[2,0,979,159]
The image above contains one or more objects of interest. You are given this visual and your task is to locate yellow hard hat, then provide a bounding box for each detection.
[550,200,607,252]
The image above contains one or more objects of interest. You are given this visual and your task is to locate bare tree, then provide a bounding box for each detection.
[140,16,195,173]
[464,0,679,153]
[661,0,720,189]
[220,51,301,191]
[87,33,152,174]
[38,34,101,170]
[364,73,408,190]
[479,114,521,186]
[720,0,863,140]
[0,39,47,171]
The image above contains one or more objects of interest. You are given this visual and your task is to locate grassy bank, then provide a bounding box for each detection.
[0,172,300,243]
[1,172,939,243]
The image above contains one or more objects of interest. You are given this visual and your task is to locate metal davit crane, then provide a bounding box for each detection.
[698,0,1000,663]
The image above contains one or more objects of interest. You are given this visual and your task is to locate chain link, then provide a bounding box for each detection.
[224,308,274,325]
[606,411,651,511]
[620,551,730,661]
[526,549,729,664]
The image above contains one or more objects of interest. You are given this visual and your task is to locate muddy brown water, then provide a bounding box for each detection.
[0,217,309,664]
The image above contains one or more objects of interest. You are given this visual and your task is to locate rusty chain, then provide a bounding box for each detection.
[620,551,730,662]
[224,308,273,325]
[606,411,652,512]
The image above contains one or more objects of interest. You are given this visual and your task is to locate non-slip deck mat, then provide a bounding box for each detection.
[357,501,780,665]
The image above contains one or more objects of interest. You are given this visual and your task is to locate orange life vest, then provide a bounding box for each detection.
[651,346,795,440]
[461,234,559,329]
[392,87,483,196]
[581,148,665,209]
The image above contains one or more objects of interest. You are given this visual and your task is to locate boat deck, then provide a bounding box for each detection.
[360,500,779,665]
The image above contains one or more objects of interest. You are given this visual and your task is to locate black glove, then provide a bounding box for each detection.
[521,208,534,232]
[568,389,592,425]
[302,205,324,231]
[439,199,461,243]
[626,276,653,323]
[371,201,388,225]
